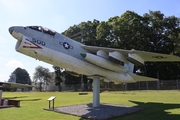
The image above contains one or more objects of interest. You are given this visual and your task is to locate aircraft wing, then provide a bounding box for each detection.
[82,45,180,64]
[0,82,34,88]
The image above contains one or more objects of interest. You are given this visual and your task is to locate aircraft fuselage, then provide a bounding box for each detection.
[9,26,158,84]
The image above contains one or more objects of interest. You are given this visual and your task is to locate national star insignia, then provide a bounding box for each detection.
[59,42,73,49]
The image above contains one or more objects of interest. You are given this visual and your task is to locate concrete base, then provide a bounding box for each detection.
[49,103,143,120]
[93,76,100,107]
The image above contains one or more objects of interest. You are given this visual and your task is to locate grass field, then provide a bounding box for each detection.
[1,90,180,120]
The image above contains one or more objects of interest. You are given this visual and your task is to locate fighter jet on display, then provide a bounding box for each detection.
[0,74,33,90]
[8,26,180,84]
[0,73,33,90]
[0,81,33,90]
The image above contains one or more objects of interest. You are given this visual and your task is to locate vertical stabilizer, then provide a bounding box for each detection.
[124,62,134,73]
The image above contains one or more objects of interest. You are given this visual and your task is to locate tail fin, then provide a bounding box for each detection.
[124,62,134,73]
[124,60,158,82]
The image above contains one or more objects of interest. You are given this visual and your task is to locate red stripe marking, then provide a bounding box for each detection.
[23,38,42,49]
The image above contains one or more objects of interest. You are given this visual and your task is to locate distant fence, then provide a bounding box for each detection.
[64,80,180,91]
[102,80,180,91]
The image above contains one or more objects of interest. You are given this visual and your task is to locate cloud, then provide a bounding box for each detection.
[0,0,26,13]
[0,57,4,61]
[0,73,8,82]
[6,60,23,68]
[0,35,8,43]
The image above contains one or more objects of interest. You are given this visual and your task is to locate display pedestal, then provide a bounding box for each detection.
[93,76,100,107]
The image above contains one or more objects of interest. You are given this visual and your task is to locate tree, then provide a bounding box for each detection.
[52,66,63,91]
[143,10,180,54]
[96,21,112,47]
[62,19,100,45]
[63,72,81,91]
[12,67,31,85]
[97,11,151,50]
[33,66,51,91]
[82,75,93,91]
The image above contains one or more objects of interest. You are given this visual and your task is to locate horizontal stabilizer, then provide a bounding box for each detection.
[128,50,180,64]
[129,74,158,82]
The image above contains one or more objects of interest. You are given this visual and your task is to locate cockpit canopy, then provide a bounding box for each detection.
[27,26,56,36]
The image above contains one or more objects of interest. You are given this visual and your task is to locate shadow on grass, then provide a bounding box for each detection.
[114,92,136,95]
[115,100,180,120]
[114,92,129,94]
[19,98,42,101]
[78,101,180,120]
[3,96,29,99]
[3,96,41,101]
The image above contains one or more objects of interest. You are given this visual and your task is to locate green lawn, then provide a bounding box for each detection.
[1,90,180,120]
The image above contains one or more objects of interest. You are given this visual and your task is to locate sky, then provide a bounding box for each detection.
[0,0,180,82]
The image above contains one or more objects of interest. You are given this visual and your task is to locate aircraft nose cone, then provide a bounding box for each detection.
[9,27,13,34]
[8,26,23,41]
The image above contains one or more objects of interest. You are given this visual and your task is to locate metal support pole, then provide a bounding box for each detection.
[176,79,179,90]
[81,75,84,92]
[138,82,140,91]
[49,101,50,109]
[157,71,160,91]
[53,99,54,109]
[93,76,100,107]
[146,82,149,90]
[144,64,149,90]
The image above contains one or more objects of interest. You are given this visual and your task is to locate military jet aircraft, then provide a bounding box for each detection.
[8,26,180,84]
[8,26,180,107]
[0,81,33,90]
[0,74,33,90]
